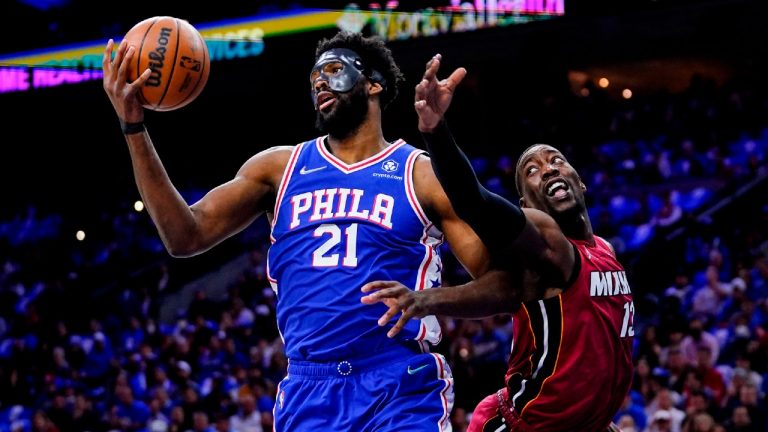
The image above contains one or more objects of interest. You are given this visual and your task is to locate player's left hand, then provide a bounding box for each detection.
[415,53,467,133]
[361,281,428,338]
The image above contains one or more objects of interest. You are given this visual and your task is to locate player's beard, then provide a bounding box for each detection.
[546,191,589,237]
[315,80,369,140]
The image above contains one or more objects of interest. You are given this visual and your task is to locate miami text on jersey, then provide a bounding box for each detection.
[589,270,632,297]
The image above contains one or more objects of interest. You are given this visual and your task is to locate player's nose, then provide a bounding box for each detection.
[543,162,559,174]
[313,77,329,92]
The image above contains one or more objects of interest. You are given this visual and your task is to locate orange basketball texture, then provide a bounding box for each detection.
[122,16,210,111]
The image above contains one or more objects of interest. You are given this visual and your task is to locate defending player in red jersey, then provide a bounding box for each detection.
[361,53,634,431]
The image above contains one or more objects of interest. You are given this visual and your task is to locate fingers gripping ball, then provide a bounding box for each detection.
[122,16,210,111]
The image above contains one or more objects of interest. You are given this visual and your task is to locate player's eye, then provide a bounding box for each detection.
[310,63,344,82]
[552,156,565,164]
[526,165,538,176]
[325,62,343,75]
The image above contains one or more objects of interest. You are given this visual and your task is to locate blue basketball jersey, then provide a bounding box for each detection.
[267,137,444,362]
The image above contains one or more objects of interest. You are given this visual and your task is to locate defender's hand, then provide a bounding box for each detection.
[102,39,151,124]
[415,53,467,133]
[361,281,429,338]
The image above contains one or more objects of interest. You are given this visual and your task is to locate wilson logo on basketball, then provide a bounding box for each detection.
[146,27,172,87]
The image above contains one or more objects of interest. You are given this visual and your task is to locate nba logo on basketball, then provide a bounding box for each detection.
[180,56,202,71]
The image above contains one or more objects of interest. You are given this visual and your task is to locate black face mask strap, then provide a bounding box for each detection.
[348,53,386,90]
[366,67,387,90]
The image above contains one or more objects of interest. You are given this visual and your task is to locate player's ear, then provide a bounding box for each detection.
[369,81,384,96]
[519,197,527,208]
[576,174,586,192]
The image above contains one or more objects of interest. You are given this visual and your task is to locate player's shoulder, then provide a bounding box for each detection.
[245,145,294,164]
[410,152,440,189]
[237,145,297,178]
[262,145,297,158]
[521,207,561,233]
[593,235,617,257]
[411,152,435,175]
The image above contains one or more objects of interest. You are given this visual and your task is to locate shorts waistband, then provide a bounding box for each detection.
[287,343,424,378]
[496,389,534,432]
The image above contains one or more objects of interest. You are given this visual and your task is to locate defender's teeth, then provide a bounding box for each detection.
[548,182,565,194]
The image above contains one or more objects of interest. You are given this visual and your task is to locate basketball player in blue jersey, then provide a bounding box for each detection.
[103,31,489,430]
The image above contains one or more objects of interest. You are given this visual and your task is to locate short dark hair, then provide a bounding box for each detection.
[315,31,405,109]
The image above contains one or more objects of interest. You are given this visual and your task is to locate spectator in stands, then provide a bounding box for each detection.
[651,190,684,229]
[648,409,674,432]
[82,331,113,387]
[646,388,686,432]
[663,269,694,316]
[693,345,726,406]
[31,410,59,432]
[683,412,718,432]
[70,393,102,431]
[721,405,759,432]
[229,394,262,432]
[682,390,717,429]
[191,411,216,432]
[732,383,766,429]
[681,317,720,367]
[636,325,663,368]
[111,384,151,431]
[614,392,648,431]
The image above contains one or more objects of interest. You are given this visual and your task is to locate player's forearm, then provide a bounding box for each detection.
[124,132,201,257]
[424,270,520,318]
[421,121,526,256]
[421,120,486,218]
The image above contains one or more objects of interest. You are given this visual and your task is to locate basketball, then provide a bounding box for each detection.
[121,16,210,111]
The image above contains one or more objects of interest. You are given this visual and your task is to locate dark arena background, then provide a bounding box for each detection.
[1,0,768,431]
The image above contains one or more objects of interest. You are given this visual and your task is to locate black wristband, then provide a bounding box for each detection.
[120,119,145,135]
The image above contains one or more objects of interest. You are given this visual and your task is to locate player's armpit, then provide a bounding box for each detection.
[411,155,490,278]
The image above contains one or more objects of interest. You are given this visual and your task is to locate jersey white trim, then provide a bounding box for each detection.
[271,143,305,236]
[512,300,551,407]
[432,353,454,432]
[414,225,443,345]
[406,149,444,346]
[404,150,432,227]
[268,142,304,286]
[316,137,406,173]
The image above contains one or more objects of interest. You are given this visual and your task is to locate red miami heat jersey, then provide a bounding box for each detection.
[504,236,634,431]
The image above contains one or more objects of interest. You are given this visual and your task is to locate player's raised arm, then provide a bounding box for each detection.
[414,55,525,257]
[415,54,575,279]
[102,39,289,257]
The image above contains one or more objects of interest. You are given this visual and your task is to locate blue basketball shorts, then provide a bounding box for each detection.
[273,350,454,431]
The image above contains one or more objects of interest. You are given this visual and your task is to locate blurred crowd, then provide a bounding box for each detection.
[1,72,768,432]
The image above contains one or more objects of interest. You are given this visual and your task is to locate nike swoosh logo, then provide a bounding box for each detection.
[299,165,326,175]
[407,364,430,375]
